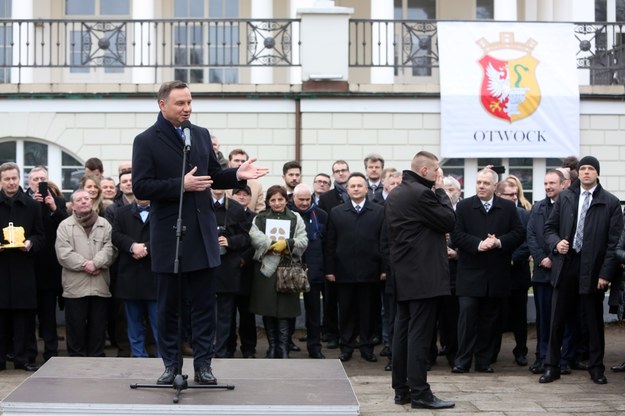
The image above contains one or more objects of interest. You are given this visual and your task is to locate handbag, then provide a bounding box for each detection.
[276,252,310,294]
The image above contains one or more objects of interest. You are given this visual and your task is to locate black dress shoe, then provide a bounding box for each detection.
[14,363,39,372]
[394,390,410,405]
[591,373,608,384]
[326,339,339,349]
[289,342,301,352]
[194,367,217,385]
[156,367,178,384]
[514,355,528,366]
[529,360,544,374]
[438,345,448,356]
[611,361,625,372]
[361,352,377,362]
[411,394,455,409]
[560,364,571,375]
[451,365,467,373]
[379,346,391,357]
[338,352,352,362]
[475,366,494,373]
[308,351,325,359]
[299,335,308,342]
[538,369,560,383]
[372,336,382,346]
[571,360,589,370]
[384,360,392,371]
[0,361,5,371]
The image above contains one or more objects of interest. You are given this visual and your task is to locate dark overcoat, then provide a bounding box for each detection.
[132,112,244,273]
[292,205,327,286]
[510,206,531,291]
[324,200,387,283]
[0,188,45,309]
[111,203,156,301]
[213,197,250,293]
[34,194,67,292]
[526,197,554,284]
[544,181,622,293]
[451,195,525,298]
[385,170,456,302]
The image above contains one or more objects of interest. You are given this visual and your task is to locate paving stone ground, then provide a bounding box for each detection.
[2,323,625,415]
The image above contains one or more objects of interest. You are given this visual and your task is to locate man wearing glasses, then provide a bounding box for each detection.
[312,173,331,205]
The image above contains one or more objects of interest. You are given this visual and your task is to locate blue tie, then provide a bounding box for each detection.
[176,128,184,143]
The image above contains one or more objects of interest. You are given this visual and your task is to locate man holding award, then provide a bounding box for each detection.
[0,162,45,371]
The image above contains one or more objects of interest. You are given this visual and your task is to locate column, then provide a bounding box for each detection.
[523,0,538,21]
[132,0,155,84]
[11,0,34,83]
[537,0,554,21]
[289,0,315,84]
[250,0,273,84]
[370,0,394,84]
[494,0,517,20]
[297,1,354,82]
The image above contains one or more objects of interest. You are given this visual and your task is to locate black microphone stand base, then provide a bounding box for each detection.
[131,375,235,404]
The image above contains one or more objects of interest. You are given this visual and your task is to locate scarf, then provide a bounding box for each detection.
[75,210,98,236]
[334,182,350,203]
[293,204,321,241]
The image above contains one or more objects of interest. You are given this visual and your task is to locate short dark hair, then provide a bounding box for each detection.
[314,173,331,181]
[363,153,385,169]
[158,80,188,103]
[85,157,103,173]
[228,148,249,161]
[561,156,579,171]
[282,160,302,175]
[347,172,367,183]
[546,169,565,182]
[264,185,288,210]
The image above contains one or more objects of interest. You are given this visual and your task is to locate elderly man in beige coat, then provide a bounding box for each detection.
[55,189,117,357]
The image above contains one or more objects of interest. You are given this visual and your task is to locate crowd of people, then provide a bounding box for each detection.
[1,81,623,410]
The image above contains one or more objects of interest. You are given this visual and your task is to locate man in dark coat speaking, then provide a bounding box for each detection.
[385,151,456,410]
[132,80,267,385]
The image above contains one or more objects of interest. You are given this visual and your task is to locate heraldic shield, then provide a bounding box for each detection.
[478,41,541,123]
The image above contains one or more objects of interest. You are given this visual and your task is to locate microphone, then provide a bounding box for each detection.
[181,120,192,150]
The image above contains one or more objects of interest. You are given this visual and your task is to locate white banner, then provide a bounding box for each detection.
[438,22,579,158]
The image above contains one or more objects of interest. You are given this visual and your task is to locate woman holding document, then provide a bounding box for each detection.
[249,185,308,358]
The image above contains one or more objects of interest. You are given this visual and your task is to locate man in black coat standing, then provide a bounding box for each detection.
[0,162,45,372]
[450,168,525,374]
[132,80,267,385]
[385,151,456,410]
[324,172,387,364]
[292,183,327,359]
[539,156,622,385]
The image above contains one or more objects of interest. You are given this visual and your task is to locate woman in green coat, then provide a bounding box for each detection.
[249,185,307,358]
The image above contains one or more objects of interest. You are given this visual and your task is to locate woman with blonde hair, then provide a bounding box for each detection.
[505,175,532,210]
[79,173,106,215]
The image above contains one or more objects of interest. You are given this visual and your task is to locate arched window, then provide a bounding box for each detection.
[0,139,83,199]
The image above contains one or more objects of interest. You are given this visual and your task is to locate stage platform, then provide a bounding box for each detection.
[0,357,359,415]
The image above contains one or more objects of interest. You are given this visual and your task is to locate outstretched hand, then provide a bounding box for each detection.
[237,157,269,180]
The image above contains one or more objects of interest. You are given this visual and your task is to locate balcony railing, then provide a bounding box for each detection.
[349,20,625,85]
[0,18,623,86]
[0,18,299,83]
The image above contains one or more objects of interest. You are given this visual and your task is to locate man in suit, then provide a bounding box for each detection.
[450,168,524,374]
[526,169,574,374]
[318,160,351,349]
[495,181,531,367]
[132,80,267,385]
[0,162,45,372]
[312,173,331,206]
[112,198,158,358]
[539,156,622,385]
[324,172,387,363]
[386,151,456,410]
[27,165,68,363]
[210,188,250,358]
[364,153,384,201]
[291,183,328,359]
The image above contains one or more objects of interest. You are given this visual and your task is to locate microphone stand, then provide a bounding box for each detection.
[130,136,235,403]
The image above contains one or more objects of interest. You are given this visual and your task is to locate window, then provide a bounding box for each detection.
[476,0,494,19]
[65,0,130,74]
[0,139,84,200]
[595,0,625,21]
[0,0,11,83]
[174,0,240,84]
[394,0,435,77]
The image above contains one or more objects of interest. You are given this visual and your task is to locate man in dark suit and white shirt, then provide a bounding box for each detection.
[385,151,456,410]
[450,168,525,374]
[132,80,267,385]
[539,156,622,385]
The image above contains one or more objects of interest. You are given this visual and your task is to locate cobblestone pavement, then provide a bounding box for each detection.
[2,324,625,415]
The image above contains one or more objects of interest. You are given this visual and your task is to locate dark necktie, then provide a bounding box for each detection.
[573,191,591,252]
[355,205,361,213]
[176,127,184,143]
[483,202,491,212]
